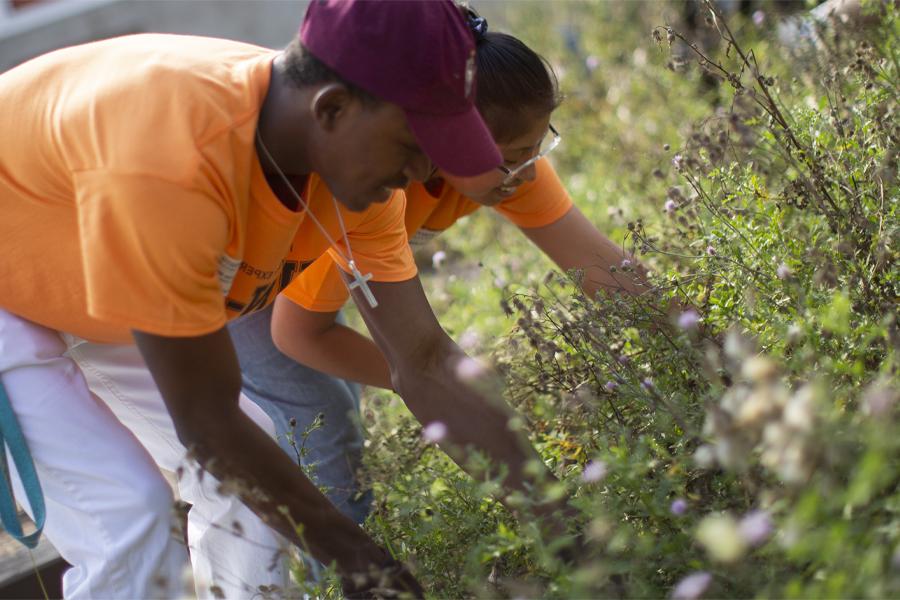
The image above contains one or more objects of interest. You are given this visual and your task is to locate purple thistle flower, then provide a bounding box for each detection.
[641,378,654,391]
[422,421,448,443]
[455,357,486,381]
[752,10,765,26]
[672,571,712,600]
[739,510,773,547]
[621,258,632,269]
[585,55,600,71]
[665,199,677,214]
[670,498,688,515]
[678,309,701,331]
[706,245,716,256]
[604,380,618,392]
[617,354,630,365]
[672,154,684,171]
[581,460,608,483]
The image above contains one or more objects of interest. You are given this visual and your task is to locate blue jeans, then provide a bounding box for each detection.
[227,304,371,525]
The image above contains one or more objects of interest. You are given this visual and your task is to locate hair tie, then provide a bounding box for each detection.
[466,9,488,41]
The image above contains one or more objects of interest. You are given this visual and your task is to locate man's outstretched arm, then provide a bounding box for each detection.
[346,275,561,507]
[133,327,422,595]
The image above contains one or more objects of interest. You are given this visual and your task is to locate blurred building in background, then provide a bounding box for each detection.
[0,0,309,72]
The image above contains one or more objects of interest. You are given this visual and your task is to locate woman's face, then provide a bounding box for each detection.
[440,112,553,207]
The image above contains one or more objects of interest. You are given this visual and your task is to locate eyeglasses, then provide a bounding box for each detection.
[496,123,561,187]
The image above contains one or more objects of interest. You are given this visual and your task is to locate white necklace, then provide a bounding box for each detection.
[255,129,378,308]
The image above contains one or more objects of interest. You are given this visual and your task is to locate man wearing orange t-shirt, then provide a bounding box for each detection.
[0,1,529,597]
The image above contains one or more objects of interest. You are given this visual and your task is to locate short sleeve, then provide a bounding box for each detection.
[73,170,230,337]
[493,158,573,228]
[327,190,417,284]
[281,254,350,312]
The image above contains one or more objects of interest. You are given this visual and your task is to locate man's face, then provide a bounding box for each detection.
[314,98,431,212]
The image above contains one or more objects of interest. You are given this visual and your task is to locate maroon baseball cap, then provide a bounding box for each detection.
[300,0,502,177]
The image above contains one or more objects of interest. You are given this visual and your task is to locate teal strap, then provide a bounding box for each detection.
[0,381,45,549]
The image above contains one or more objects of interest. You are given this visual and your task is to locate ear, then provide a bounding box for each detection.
[309,83,355,131]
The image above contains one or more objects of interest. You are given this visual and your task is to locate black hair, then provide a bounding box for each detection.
[282,37,378,105]
[470,23,562,142]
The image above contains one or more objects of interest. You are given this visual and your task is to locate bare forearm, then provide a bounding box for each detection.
[393,347,543,495]
[132,327,386,575]
[521,205,650,300]
[274,321,392,389]
[580,236,649,298]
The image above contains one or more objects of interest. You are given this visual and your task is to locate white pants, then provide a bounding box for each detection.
[0,309,288,598]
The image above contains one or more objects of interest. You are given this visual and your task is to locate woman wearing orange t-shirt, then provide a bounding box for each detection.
[228,11,647,525]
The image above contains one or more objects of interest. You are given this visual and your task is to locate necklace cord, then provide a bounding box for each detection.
[255,129,377,307]
[255,130,356,266]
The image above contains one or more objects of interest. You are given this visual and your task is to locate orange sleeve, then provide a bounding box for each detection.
[283,190,417,312]
[493,158,573,228]
[280,253,349,312]
[73,170,230,337]
[327,190,417,282]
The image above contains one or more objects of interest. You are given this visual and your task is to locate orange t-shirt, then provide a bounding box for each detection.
[283,157,572,312]
[0,34,415,343]
[239,178,417,314]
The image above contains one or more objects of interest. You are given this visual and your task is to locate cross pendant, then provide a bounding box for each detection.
[347,260,378,308]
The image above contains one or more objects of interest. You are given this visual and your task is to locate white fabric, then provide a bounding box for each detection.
[0,309,289,598]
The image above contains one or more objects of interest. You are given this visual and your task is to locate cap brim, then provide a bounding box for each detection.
[404,105,502,178]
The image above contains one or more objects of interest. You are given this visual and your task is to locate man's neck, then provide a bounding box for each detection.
[256,54,317,211]
[256,54,314,179]
[264,173,309,212]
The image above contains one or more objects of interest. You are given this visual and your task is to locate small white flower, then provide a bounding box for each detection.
[714,438,744,470]
[752,10,765,26]
[862,379,897,417]
[776,263,791,280]
[741,356,777,382]
[737,389,777,426]
[422,421,448,443]
[777,442,810,484]
[671,571,712,600]
[724,328,751,360]
[696,514,747,563]
[762,421,791,451]
[694,444,717,469]
[585,55,600,71]
[581,460,608,483]
[783,385,815,431]
[432,250,447,269]
[664,199,677,214]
